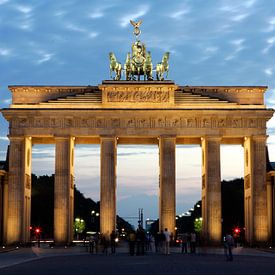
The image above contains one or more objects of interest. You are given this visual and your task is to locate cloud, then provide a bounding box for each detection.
[262,37,275,54]
[3,98,11,104]
[231,13,249,22]
[88,32,99,39]
[224,38,245,60]
[0,48,11,56]
[264,17,275,32]
[65,23,86,33]
[264,68,273,76]
[0,137,8,141]
[169,4,191,20]
[14,4,33,14]
[0,0,9,5]
[193,46,219,64]
[119,5,150,28]
[36,53,54,64]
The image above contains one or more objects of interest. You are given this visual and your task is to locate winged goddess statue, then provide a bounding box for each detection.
[130,19,142,37]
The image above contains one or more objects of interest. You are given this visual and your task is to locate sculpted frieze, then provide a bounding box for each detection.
[11,116,268,130]
[106,90,170,103]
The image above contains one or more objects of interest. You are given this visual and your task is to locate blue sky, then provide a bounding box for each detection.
[1,0,275,223]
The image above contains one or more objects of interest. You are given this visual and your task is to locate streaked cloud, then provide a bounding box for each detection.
[262,37,275,54]
[264,68,273,76]
[224,38,245,60]
[0,137,8,141]
[89,10,104,19]
[264,17,275,32]
[65,23,86,33]
[169,4,191,20]
[36,53,54,64]
[119,4,150,28]
[14,4,33,14]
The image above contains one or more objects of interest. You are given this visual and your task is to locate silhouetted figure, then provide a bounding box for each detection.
[110,230,117,254]
[163,228,171,255]
[101,234,109,255]
[190,232,196,254]
[128,230,136,256]
[224,233,235,261]
[136,227,145,255]
[160,230,166,254]
[181,232,188,254]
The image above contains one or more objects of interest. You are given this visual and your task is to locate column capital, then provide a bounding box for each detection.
[8,135,31,141]
[201,136,222,142]
[100,135,117,141]
[158,135,176,141]
[252,135,268,141]
[54,135,75,140]
[244,135,268,142]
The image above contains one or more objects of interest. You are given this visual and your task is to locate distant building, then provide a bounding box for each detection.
[145,219,155,232]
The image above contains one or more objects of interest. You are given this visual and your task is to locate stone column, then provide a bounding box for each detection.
[54,136,75,245]
[244,136,269,245]
[159,136,176,235]
[6,136,32,244]
[201,136,221,244]
[100,136,117,239]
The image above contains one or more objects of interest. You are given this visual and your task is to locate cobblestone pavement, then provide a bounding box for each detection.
[0,243,275,275]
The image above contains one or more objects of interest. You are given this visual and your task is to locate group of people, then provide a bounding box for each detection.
[128,227,173,255]
[87,230,118,255]
[86,229,235,261]
[179,232,197,254]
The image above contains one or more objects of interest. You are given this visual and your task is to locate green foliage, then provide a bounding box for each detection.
[194,218,202,234]
[74,218,86,234]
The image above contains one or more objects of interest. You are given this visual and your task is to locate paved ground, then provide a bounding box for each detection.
[1,243,275,275]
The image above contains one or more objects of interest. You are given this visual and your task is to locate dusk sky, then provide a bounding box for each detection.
[1,0,275,224]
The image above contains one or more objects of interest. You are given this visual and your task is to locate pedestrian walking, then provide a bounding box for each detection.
[224,233,235,261]
[163,228,171,255]
[128,230,136,256]
[181,232,188,254]
[101,234,109,255]
[110,230,117,254]
[190,232,196,254]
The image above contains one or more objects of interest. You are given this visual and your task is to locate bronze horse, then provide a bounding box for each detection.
[109,52,122,80]
[156,52,170,81]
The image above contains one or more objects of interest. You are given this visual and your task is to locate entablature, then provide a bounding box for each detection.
[7,82,269,108]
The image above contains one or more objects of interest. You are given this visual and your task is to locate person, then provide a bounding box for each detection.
[101,233,109,255]
[190,232,196,254]
[181,232,188,254]
[224,233,235,261]
[163,228,171,255]
[110,230,117,254]
[136,226,145,255]
[159,230,166,254]
[128,230,136,256]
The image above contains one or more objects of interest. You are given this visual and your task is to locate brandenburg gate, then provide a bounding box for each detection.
[1,21,274,246]
[1,81,274,246]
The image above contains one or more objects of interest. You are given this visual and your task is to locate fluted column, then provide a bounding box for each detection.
[201,136,221,244]
[159,136,176,235]
[54,136,74,244]
[6,136,32,244]
[244,136,269,245]
[100,136,117,239]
